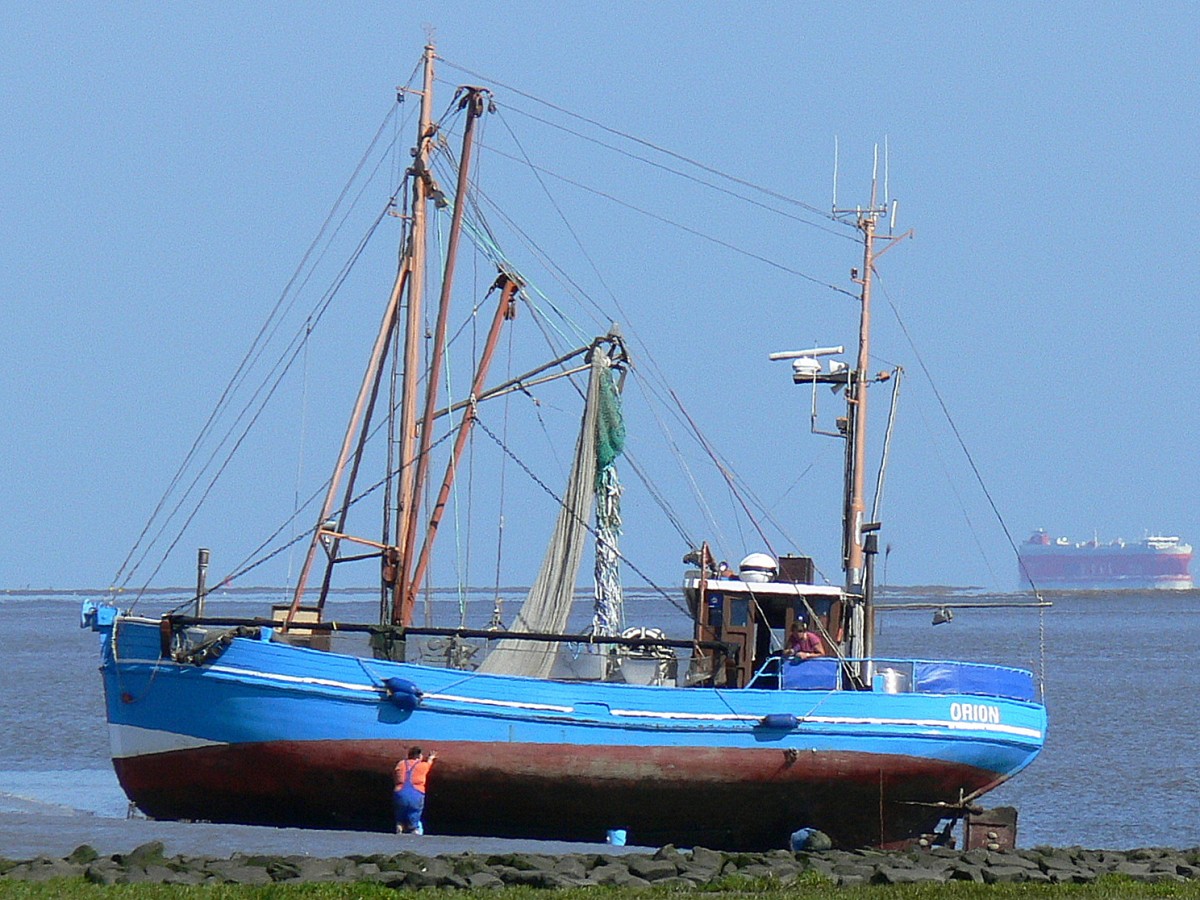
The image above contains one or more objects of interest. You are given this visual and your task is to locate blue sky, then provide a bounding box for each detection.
[3,3,1198,593]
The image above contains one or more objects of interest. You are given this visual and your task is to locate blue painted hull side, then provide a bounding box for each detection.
[96,617,1045,848]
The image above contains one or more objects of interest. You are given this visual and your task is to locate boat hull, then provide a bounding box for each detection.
[94,615,1045,849]
[113,738,1005,849]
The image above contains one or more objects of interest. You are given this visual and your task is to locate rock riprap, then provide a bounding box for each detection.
[3,841,1200,886]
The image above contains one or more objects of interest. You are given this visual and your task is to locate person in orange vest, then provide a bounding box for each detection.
[393,746,436,834]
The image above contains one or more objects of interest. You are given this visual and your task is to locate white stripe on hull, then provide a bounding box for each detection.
[110,723,225,759]
[609,707,1042,739]
[110,657,1041,749]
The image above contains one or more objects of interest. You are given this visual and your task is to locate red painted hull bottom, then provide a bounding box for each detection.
[113,740,1001,850]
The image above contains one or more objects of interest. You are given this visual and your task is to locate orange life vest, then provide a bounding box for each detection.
[394,758,432,793]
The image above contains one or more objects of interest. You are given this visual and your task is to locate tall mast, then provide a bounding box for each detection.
[285,251,410,619]
[836,168,910,662]
[286,46,435,624]
[396,85,493,626]
[391,44,437,621]
[846,190,878,593]
[406,273,521,606]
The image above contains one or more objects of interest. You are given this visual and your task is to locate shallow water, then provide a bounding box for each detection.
[2,585,1196,850]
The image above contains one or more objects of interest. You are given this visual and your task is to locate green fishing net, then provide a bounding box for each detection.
[595,365,626,476]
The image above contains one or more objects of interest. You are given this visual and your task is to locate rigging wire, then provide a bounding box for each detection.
[393,53,426,176]
[451,112,827,570]
[448,113,790,563]
[666,385,777,559]
[885,340,997,586]
[112,100,406,592]
[466,137,854,297]
[620,451,695,548]
[877,271,1047,693]
[629,377,722,548]
[437,59,839,224]
[438,110,848,305]
[214,419,462,600]
[499,100,853,242]
[460,191,483,628]
[287,316,313,588]
[132,96,424,596]
[490,326,516,624]
[125,132,413,596]
[473,415,691,619]
[462,188,601,343]
[725,479,751,565]
[495,109,633,324]
[126,197,398,604]
[770,462,817,511]
[482,107,840,592]
[430,145,596,348]
[870,367,903,525]
[627,363,827,577]
[426,162,711,563]
[430,179,465,617]
[447,113,826,572]
[381,163,416,624]
[430,133,595,362]
[444,102,843,434]
[875,273,1019,587]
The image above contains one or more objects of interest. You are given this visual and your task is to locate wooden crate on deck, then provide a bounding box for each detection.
[271,604,331,651]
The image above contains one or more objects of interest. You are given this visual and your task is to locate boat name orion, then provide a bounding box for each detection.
[950,702,1002,724]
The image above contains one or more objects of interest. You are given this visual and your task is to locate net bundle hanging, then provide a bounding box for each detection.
[477,351,606,678]
[591,359,626,636]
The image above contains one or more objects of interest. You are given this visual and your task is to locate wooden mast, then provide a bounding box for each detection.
[395,86,492,626]
[390,43,437,623]
[838,170,910,664]
[284,259,410,621]
[846,197,878,664]
[846,190,877,594]
[286,46,436,624]
[406,274,520,606]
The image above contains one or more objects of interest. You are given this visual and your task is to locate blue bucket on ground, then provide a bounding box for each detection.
[790,827,832,851]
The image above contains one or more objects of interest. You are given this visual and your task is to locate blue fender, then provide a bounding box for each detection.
[384,677,423,712]
[758,712,799,730]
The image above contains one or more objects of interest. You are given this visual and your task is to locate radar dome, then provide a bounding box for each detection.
[739,552,777,583]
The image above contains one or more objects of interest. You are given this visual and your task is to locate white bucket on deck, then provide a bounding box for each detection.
[875,667,909,694]
[619,657,663,685]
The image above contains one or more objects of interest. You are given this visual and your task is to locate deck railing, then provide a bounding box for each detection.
[748,656,1036,702]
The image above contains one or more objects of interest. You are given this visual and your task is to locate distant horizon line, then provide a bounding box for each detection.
[5,583,974,597]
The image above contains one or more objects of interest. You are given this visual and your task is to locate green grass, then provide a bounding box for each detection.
[7,874,1200,898]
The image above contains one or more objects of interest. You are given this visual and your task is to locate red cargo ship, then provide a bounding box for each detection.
[1018,529,1193,590]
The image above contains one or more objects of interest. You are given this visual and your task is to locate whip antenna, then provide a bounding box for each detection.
[884,135,890,209]
[832,136,839,212]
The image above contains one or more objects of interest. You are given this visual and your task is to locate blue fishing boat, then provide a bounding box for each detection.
[84,45,1045,850]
